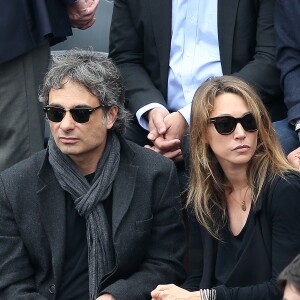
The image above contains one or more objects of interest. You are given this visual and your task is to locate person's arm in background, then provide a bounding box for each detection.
[275,0,300,157]
[109,0,185,158]
[232,0,282,114]
[275,0,300,127]
[109,0,167,120]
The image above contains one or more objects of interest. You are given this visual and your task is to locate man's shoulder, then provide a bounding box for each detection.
[124,139,175,169]
[0,149,47,180]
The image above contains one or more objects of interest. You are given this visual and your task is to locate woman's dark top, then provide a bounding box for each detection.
[182,172,300,300]
[215,210,253,286]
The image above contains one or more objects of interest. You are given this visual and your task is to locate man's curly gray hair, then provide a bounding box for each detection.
[39,48,130,134]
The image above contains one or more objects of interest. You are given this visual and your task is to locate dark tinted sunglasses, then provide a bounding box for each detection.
[209,113,258,135]
[43,105,106,123]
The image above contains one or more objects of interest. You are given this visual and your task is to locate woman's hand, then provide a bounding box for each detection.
[96,294,115,300]
[151,284,200,300]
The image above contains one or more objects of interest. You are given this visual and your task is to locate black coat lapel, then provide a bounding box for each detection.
[111,162,138,238]
[218,0,240,75]
[111,137,138,238]
[37,158,66,286]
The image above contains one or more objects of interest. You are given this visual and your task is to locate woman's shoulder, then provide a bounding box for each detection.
[263,171,300,212]
[270,171,300,190]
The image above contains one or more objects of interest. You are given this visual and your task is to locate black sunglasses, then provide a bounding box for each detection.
[209,113,258,135]
[43,105,106,123]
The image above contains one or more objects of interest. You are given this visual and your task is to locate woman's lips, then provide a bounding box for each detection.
[232,144,250,152]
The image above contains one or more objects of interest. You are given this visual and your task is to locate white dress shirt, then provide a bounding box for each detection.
[137,0,223,130]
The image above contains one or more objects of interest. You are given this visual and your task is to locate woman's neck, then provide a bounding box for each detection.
[223,168,248,191]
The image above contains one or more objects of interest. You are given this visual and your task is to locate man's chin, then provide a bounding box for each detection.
[57,144,80,156]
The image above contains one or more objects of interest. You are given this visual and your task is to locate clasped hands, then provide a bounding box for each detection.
[151,284,200,300]
[145,108,188,161]
[67,0,100,30]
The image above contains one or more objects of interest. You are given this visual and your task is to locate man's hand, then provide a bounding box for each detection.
[67,0,100,30]
[96,293,116,300]
[287,146,300,169]
[157,111,188,146]
[147,107,170,141]
[151,284,200,300]
[145,111,188,161]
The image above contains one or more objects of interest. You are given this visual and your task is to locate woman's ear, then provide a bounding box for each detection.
[261,114,271,131]
[204,130,210,145]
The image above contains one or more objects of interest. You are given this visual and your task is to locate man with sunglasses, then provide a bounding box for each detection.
[0,49,185,299]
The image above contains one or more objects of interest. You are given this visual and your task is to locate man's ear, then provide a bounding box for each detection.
[106,106,118,129]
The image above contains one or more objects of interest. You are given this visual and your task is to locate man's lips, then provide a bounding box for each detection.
[59,137,79,144]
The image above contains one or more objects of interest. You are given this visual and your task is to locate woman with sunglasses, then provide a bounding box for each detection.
[151,76,300,300]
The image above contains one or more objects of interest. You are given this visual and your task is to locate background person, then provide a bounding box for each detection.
[109,0,286,161]
[273,0,300,168]
[272,0,300,155]
[277,254,300,300]
[0,0,99,172]
[0,49,185,300]
[151,76,300,300]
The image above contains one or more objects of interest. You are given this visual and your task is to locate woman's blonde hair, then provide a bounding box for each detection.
[187,75,296,239]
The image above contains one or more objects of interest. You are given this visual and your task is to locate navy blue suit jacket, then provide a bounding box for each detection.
[275,0,300,123]
[0,0,75,63]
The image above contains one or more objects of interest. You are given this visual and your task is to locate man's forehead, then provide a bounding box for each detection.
[49,82,99,107]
